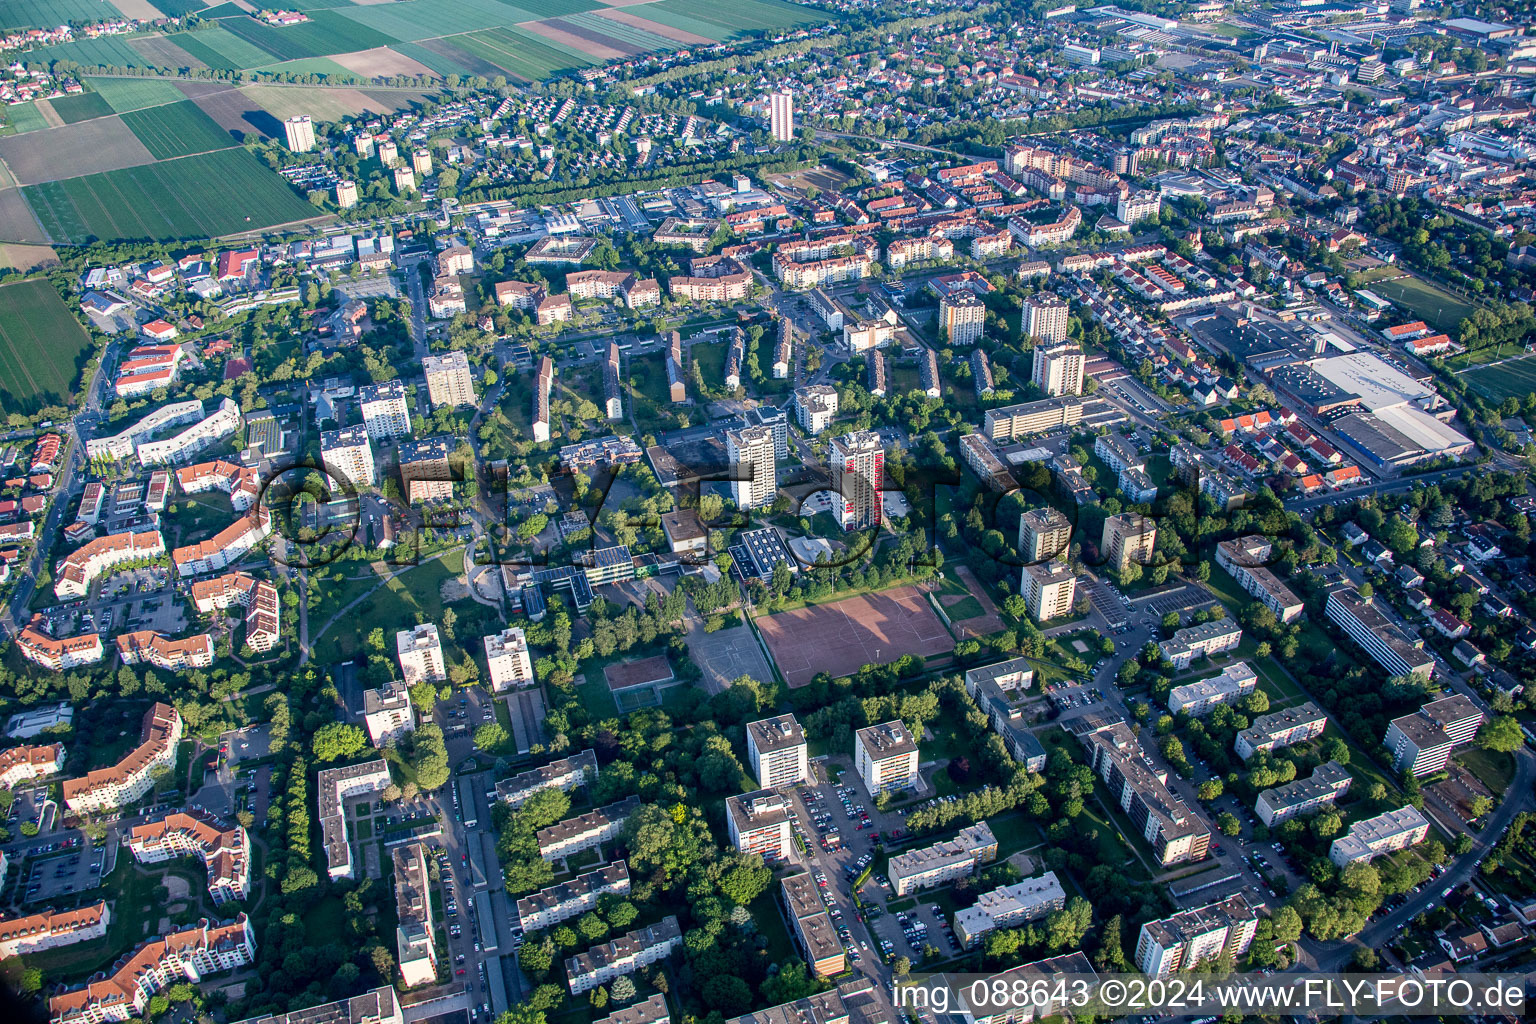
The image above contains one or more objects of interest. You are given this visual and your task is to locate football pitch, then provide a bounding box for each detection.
[1461,356,1536,404]
[0,277,94,413]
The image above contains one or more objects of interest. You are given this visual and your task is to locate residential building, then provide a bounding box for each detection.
[666,332,686,403]
[318,759,392,880]
[1018,507,1072,563]
[171,510,271,576]
[61,703,181,814]
[396,624,445,685]
[1159,620,1242,671]
[603,343,623,420]
[889,822,998,896]
[49,915,256,1024]
[321,426,376,490]
[745,405,789,460]
[1383,694,1484,777]
[1168,662,1257,716]
[1325,586,1434,680]
[422,351,475,408]
[1031,342,1084,396]
[1134,896,1258,975]
[359,380,412,441]
[86,400,203,461]
[983,396,1084,441]
[175,459,259,511]
[940,292,986,347]
[0,903,110,960]
[516,862,631,934]
[485,628,535,691]
[769,90,794,142]
[1102,513,1156,573]
[0,743,64,789]
[1022,560,1076,622]
[964,660,1047,771]
[1077,715,1211,865]
[361,678,415,747]
[773,318,793,378]
[745,714,808,789]
[1235,702,1328,761]
[393,842,438,988]
[594,995,669,1024]
[854,721,919,797]
[115,631,215,671]
[794,384,839,434]
[1023,295,1070,345]
[127,810,249,905]
[1329,806,1431,866]
[782,872,844,977]
[953,872,1066,948]
[725,789,793,861]
[4,703,73,739]
[830,431,883,531]
[494,749,598,807]
[726,424,777,509]
[17,623,104,672]
[335,180,358,209]
[284,115,315,152]
[962,953,1097,1024]
[227,987,401,1024]
[398,436,453,504]
[536,796,640,862]
[189,572,279,653]
[56,529,164,599]
[135,398,242,466]
[564,916,681,994]
[533,356,554,443]
[1255,761,1351,826]
[1215,536,1304,623]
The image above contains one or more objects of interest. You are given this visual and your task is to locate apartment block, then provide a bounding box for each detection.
[889,822,998,896]
[1325,586,1434,680]
[831,431,883,531]
[726,424,777,509]
[1167,661,1256,717]
[318,759,392,880]
[953,872,1066,948]
[175,459,259,511]
[794,384,839,434]
[127,810,249,904]
[361,678,416,747]
[1383,694,1484,777]
[398,436,453,504]
[516,862,631,934]
[1255,761,1352,826]
[963,952,1096,1024]
[393,842,438,988]
[964,660,1047,772]
[1329,805,1431,866]
[1022,560,1076,623]
[56,529,165,599]
[396,624,445,684]
[1134,896,1258,975]
[594,994,669,1024]
[0,743,64,789]
[135,398,243,467]
[782,871,845,977]
[725,789,793,861]
[17,622,104,672]
[1102,513,1156,573]
[536,796,640,862]
[62,703,181,814]
[1031,342,1084,396]
[1215,536,1304,623]
[666,332,686,403]
[115,631,215,671]
[485,628,536,691]
[494,749,598,807]
[603,342,623,420]
[0,903,109,959]
[1235,702,1327,761]
[533,356,554,443]
[359,380,412,440]
[854,720,919,798]
[51,916,254,1023]
[745,714,809,789]
[1077,716,1211,865]
[171,510,272,577]
[1023,295,1070,345]
[228,987,402,1024]
[564,916,681,994]
[1018,507,1072,563]
[422,351,475,408]
[940,291,986,347]
[983,396,1084,441]
[1159,619,1242,671]
[321,426,376,490]
[189,572,279,653]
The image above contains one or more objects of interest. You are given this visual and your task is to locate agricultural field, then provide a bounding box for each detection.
[639,0,818,40]
[329,0,538,42]
[22,147,318,244]
[1,102,49,134]
[563,11,680,52]
[29,35,148,70]
[169,25,282,71]
[450,26,597,82]
[238,84,429,122]
[84,77,190,114]
[386,41,471,76]
[47,92,115,125]
[0,117,157,186]
[120,100,236,158]
[218,9,399,62]
[1461,356,1536,404]
[0,277,95,414]
[0,0,112,31]
[146,0,211,15]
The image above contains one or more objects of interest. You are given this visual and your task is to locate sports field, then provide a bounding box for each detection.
[1461,356,1536,403]
[120,100,236,158]
[23,147,318,244]
[0,277,94,413]
[757,585,956,687]
[1359,268,1476,333]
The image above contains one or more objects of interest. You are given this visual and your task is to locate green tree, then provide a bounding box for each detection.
[1479,715,1523,753]
[311,722,368,761]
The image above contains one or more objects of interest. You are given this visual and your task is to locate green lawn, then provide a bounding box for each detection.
[1461,356,1536,403]
[1456,746,1515,792]
[312,551,463,663]
[1357,268,1476,333]
[987,811,1042,857]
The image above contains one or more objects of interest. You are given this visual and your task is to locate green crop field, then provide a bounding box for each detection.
[28,35,146,69]
[47,92,114,125]
[23,147,317,244]
[0,0,110,31]
[451,26,596,81]
[563,11,677,51]
[120,100,236,158]
[170,25,282,70]
[641,0,818,40]
[85,77,189,113]
[336,0,539,43]
[0,278,93,413]
[218,10,399,62]
[146,0,212,15]
[388,42,473,76]
[2,101,49,134]
[1462,356,1536,403]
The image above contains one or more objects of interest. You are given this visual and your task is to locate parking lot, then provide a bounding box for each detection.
[18,835,107,905]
